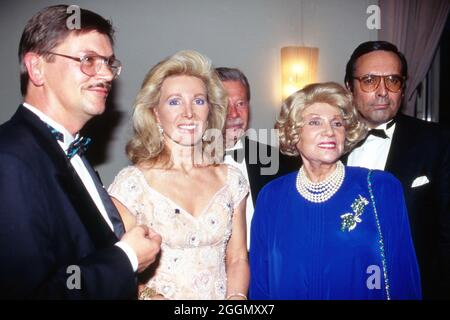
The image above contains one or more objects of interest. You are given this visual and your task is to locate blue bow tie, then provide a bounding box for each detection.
[47,124,91,159]
[47,125,64,142]
[67,136,92,159]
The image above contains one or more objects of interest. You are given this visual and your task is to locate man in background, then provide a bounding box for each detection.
[216,67,299,248]
[344,40,450,299]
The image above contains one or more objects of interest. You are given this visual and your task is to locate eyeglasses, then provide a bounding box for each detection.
[353,74,405,93]
[46,52,122,79]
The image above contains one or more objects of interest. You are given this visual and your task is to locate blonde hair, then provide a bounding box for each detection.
[126,50,228,166]
[276,82,366,156]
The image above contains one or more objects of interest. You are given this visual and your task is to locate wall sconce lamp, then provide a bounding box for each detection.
[281,46,319,100]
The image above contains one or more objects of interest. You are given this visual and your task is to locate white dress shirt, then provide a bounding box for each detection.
[224,139,254,249]
[23,103,138,271]
[347,122,396,170]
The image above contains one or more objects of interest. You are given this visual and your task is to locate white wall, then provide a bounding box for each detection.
[0,0,377,184]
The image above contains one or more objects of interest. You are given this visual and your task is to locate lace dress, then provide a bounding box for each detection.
[108,164,249,299]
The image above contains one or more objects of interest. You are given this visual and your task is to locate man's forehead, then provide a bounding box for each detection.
[55,30,113,55]
[355,50,401,74]
[223,81,248,98]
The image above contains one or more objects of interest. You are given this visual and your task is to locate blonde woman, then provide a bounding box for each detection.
[109,50,249,300]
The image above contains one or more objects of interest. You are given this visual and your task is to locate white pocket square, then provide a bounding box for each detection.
[411,176,429,188]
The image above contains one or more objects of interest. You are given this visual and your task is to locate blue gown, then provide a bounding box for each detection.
[249,166,421,300]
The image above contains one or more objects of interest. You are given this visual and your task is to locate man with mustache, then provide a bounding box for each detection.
[216,67,299,249]
[344,41,450,299]
[0,5,161,299]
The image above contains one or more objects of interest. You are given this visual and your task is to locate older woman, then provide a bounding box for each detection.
[108,50,249,300]
[249,82,421,300]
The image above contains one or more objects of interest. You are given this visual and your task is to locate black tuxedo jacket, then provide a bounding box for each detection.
[345,113,450,299]
[0,106,136,299]
[242,137,300,205]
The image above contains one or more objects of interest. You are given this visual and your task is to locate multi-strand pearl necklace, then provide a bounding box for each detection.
[296,161,345,203]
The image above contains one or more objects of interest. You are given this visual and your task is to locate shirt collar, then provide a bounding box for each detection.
[22,102,78,149]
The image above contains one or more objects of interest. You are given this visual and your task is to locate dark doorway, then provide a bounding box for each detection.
[439,14,450,127]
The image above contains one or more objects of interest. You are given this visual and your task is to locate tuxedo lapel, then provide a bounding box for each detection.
[384,126,402,173]
[384,114,430,190]
[15,105,118,248]
[385,115,414,174]
[81,156,125,239]
[16,106,68,170]
[244,137,283,205]
[244,138,261,200]
[56,166,118,248]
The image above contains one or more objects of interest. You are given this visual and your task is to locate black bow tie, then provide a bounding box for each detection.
[366,118,395,139]
[47,124,91,159]
[354,119,395,149]
[367,128,388,139]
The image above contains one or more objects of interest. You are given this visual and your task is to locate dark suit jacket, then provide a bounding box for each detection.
[344,113,450,299]
[0,106,136,299]
[243,137,300,205]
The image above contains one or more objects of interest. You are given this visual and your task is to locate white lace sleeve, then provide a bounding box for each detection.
[108,166,146,217]
[227,165,250,210]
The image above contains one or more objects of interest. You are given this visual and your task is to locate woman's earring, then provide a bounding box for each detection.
[157,123,164,138]
[202,120,209,141]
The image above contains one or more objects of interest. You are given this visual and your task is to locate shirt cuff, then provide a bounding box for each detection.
[115,241,138,272]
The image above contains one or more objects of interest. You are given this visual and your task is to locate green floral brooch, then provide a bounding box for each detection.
[340,195,369,232]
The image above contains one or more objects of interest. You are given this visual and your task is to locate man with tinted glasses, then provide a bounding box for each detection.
[0,5,161,299]
[343,41,450,299]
